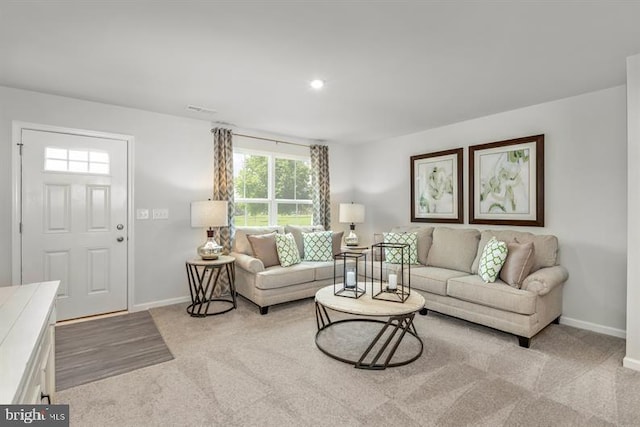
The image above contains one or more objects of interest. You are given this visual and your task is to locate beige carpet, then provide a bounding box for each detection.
[57,297,640,426]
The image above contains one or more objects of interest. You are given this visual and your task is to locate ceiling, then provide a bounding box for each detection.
[2,1,640,144]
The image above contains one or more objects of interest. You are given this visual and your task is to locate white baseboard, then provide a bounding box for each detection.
[559,316,626,338]
[131,295,191,312]
[623,356,640,372]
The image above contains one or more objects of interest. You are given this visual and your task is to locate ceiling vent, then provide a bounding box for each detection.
[186,105,216,114]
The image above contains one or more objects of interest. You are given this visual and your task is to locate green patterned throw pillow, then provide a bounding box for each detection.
[303,231,334,262]
[275,233,301,267]
[383,232,418,265]
[478,237,508,283]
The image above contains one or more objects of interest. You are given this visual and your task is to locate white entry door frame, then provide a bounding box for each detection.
[11,121,135,315]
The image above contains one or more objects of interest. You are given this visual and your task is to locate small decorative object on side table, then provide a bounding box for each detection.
[185,255,236,317]
[334,251,367,299]
[371,242,411,303]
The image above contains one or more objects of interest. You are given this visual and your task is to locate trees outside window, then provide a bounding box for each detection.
[233,150,312,226]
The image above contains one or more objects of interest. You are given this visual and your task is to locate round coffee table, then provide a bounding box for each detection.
[314,284,425,370]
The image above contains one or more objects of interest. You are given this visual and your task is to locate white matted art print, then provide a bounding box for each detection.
[410,148,463,223]
[469,135,544,226]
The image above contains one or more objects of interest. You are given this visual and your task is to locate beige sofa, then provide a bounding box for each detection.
[231,225,343,315]
[365,226,568,348]
[231,224,567,348]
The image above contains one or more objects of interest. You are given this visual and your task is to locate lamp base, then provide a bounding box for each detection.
[197,230,222,260]
[344,230,359,246]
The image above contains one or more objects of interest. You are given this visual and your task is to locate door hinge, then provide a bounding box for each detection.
[17,142,23,155]
[19,222,22,233]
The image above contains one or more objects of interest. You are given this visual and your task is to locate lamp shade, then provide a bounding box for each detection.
[339,203,365,224]
[190,200,229,228]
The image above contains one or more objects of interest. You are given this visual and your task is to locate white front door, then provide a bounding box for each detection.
[20,128,128,321]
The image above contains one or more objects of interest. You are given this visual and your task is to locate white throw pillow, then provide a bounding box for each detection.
[478,237,508,283]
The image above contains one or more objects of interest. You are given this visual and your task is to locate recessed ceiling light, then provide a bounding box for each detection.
[310,79,325,90]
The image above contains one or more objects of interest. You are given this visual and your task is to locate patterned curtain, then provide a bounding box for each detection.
[310,144,331,229]
[212,128,235,253]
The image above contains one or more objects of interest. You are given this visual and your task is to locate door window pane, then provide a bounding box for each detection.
[44,148,110,175]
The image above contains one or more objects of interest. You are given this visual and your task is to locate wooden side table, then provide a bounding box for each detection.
[185,255,236,317]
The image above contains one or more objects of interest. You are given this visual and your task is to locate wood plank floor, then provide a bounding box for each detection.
[55,310,174,391]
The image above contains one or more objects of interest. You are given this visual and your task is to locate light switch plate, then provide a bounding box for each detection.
[136,209,149,220]
[152,208,169,220]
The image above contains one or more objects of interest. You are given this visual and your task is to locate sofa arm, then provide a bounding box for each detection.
[230,252,265,274]
[521,265,569,296]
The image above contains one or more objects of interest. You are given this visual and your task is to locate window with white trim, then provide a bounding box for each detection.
[233,149,312,226]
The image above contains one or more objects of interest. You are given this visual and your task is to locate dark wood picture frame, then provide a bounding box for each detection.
[410,148,463,223]
[469,134,544,226]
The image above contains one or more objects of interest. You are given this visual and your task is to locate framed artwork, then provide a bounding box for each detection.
[469,134,544,226]
[410,148,463,223]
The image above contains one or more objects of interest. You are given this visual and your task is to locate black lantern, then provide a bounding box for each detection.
[371,242,411,303]
[334,251,367,299]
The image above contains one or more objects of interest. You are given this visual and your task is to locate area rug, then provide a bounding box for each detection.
[55,310,174,391]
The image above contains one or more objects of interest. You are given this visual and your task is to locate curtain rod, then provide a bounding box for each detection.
[231,132,310,148]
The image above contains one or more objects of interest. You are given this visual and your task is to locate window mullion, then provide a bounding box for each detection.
[269,155,276,226]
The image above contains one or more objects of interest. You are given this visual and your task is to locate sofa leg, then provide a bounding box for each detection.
[419,308,428,316]
[259,306,269,315]
[552,316,560,325]
[517,336,531,348]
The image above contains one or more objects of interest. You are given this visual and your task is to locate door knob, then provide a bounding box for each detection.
[117,236,124,242]
[117,224,124,230]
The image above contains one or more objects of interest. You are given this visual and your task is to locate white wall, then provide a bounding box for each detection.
[626,54,640,371]
[0,86,214,307]
[349,86,628,335]
[0,86,350,308]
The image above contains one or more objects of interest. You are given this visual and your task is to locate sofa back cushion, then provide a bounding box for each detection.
[426,227,480,273]
[390,226,433,265]
[471,230,558,274]
[233,226,284,256]
[285,225,324,258]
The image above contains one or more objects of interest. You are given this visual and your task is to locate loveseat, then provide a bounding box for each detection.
[231,225,343,315]
[362,226,568,348]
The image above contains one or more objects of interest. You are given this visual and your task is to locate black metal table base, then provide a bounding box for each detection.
[186,261,237,317]
[315,302,424,370]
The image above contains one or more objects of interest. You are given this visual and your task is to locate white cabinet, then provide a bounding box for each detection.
[0,281,59,404]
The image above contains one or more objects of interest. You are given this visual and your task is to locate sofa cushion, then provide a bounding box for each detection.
[500,241,535,288]
[275,233,301,267]
[410,266,468,296]
[426,227,480,273]
[303,231,334,261]
[332,231,344,256]
[234,226,284,256]
[384,232,418,264]
[255,264,316,290]
[390,226,434,265]
[478,237,508,283]
[471,230,558,274]
[285,225,324,258]
[447,275,536,315]
[246,232,279,268]
[304,261,343,281]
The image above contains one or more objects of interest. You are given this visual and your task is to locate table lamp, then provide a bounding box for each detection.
[339,202,365,246]
[191,200,229,260]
